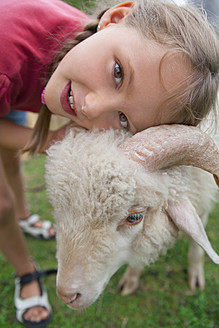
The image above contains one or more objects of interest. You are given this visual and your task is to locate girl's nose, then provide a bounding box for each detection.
[81,93,121,130]
[82,93,112,120]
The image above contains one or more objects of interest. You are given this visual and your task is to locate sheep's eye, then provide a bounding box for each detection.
[125,212,144,225]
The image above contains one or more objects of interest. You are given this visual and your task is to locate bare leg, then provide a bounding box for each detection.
[0,146,55,236]
[188,213,208,291]
[117,265,144,296]
[0,156,49,322]
[0,146,29,219]
[188,240,205,291]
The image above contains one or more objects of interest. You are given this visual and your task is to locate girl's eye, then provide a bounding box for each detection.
[125,212,144,225]
[113,62,124,88]
[118,111,128,129]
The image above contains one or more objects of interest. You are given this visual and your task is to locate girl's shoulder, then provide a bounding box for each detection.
[0,0,90,113]
[0,0,89,27]
[0,0,89,74]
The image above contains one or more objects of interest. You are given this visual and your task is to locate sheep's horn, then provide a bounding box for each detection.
[119,124,219,187]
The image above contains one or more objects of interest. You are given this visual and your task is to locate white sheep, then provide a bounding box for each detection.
[45,124,219,310]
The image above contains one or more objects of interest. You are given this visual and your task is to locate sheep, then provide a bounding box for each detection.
[45,124,219,310]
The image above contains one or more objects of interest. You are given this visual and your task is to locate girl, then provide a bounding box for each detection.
[0,0,218,327]
[0,0,88,327]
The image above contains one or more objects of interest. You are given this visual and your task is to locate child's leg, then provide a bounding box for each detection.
[0,156,50,323]
[2,110,30,218]
[0,145,55,238]
[0,146,29,219]
[2,110,55,238]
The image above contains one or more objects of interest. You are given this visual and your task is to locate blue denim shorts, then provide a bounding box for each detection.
[4,110,27,126]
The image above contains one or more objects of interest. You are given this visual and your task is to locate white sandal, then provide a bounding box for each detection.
[19,214,55,240]
[14,267,56,328]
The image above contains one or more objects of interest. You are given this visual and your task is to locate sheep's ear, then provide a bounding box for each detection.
[166,198,219,264]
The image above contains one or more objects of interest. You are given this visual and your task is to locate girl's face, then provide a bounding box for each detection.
[44,24,184,133]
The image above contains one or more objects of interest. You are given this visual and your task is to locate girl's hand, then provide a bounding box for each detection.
[42,122,86,153]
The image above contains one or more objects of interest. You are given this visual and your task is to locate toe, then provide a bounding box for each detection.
[23,306,49,322]
[49,226,56,238]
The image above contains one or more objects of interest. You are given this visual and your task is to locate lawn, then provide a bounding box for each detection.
[0,0,218,326]
[0,153,218,328]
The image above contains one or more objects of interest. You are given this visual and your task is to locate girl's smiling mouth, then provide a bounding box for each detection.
[60,81,77,116]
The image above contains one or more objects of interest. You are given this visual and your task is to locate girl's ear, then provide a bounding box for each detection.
[99,1,134,30]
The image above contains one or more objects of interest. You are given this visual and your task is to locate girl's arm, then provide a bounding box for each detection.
[0,118,33,150]
[0,118,70,153]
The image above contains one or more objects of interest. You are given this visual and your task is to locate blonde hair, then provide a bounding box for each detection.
[25,0,219,154]
[124,0,219,126]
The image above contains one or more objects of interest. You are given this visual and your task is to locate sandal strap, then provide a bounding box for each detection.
[19,270,41,286]
[41,220,52,230]
[15,294,50,313]
[17,268,57,287]
[40,268,57,277]
[23,214,40,225]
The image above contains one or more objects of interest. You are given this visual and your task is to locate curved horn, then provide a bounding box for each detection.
[119,124,219,187]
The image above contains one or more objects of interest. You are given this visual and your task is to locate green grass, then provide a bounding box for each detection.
[1,0,218,326]
[0,154,218,328]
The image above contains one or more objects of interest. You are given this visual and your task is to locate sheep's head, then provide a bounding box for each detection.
[45,126,219,309]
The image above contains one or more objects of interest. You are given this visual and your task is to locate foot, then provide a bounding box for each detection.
[117,266,143,296]
[20,217,55,238]
[19,214,55,239]
[15,262,52,326]
[20,279,49,322]
[188,261,205,291]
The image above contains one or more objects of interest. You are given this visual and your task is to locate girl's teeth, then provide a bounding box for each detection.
[69,95,73,104]
[68,88,74,109]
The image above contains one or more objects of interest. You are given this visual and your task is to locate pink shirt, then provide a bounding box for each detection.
[0,0,88,116]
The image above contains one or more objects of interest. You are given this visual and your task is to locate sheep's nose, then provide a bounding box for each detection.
[56,289,81,304]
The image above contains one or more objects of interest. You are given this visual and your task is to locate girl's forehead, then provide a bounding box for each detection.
[160,52,192,92]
